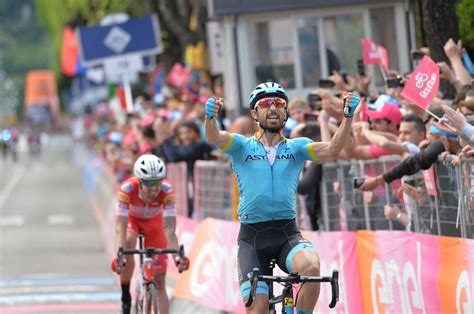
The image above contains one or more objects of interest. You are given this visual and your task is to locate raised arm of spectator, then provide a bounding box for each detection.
[318,110,333,142]
[204,98,232,149]
[309,92,360,160]
[361,128,408,155]
[444,39,472,86]
[434,104,474,146]
[402,99,428,121]
[359,139,445,191]
[437,62,465,95]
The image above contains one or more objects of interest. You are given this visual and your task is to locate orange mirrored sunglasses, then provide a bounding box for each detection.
[256,97,287,109]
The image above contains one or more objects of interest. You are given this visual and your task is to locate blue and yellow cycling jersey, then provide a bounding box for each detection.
[222,133,319,224]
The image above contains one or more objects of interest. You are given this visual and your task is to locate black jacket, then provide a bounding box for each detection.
[383,139,445,183]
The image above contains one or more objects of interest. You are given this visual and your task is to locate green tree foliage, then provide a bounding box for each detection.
[0,0,51,116]
[34,0,145,74]
[456,0,474,52]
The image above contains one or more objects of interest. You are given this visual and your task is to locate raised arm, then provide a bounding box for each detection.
[204,98,232,149]
[361,128,408,155]
[444,39,472,86]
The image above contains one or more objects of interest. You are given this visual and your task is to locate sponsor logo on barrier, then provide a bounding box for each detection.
[189,241,241,307]
[456,270,472,313]
[370,242,425,313]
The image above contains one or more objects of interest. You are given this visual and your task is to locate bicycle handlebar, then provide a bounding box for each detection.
[245,268,339,309]
[116,245,186,275]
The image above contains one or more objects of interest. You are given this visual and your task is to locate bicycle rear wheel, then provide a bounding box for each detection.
[144,283,158,314]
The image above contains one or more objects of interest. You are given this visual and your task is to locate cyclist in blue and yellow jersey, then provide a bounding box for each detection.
[205,82,360,314]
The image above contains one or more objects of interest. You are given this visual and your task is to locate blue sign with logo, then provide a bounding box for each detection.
[77,15,163,66]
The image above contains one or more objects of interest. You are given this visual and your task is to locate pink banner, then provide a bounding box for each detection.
[357,231,442,313]
[422,166,438,196]
[303,231,363,313]
[171,219,474,313]
[401,55,440,110]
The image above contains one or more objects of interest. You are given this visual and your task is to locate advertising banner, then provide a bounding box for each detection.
[171,219,474,313]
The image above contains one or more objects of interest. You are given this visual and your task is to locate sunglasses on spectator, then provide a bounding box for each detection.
[256,98,287,109]
[140,179,162,188]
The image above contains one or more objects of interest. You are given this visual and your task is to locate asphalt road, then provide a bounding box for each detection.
[0,133,120,314]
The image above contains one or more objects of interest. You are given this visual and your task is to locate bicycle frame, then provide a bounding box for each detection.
[116,232,186,314]
[245,259,339,313]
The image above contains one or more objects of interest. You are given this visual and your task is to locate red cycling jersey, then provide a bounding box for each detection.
[115,177,177,219]
[115,177,177,273]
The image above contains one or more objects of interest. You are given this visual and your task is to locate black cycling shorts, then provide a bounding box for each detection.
[237,219,316,298]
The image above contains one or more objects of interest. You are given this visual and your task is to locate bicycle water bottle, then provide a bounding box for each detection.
[144,257,155,281]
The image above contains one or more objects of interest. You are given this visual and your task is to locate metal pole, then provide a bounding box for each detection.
[122,73,133,113]
[360,160,371,230]
[382,159,393,230]
[434,195,441,236]
[321,165,330,231]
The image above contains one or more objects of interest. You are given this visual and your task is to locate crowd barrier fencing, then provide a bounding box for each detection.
[320,156,474,239]
[166,156,474,239]
[167,162,189,217]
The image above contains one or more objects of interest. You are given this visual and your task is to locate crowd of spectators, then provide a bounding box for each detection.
[77,38,474,237]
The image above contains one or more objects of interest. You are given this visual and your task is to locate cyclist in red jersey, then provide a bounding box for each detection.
[111,154,188,314]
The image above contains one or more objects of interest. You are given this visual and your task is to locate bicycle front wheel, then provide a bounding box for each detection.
[134,283,143,314]
[144,283,158,314]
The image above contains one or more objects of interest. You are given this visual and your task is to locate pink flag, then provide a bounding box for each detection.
[361,38,379,64]
[167,63,190,89]
[400,55,440,110]
[361,38,389,71]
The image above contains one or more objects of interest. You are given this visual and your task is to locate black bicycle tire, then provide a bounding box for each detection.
[145,283,158,314]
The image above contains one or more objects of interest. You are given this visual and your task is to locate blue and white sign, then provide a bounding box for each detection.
[77,15,163,66]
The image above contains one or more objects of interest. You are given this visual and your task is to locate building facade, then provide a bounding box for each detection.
[206,0,416,118]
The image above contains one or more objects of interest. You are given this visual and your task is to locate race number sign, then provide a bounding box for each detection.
[401,55,440,110]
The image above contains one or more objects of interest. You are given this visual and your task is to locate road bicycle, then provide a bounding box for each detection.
[116,232,187,314]
[245,259,339,313]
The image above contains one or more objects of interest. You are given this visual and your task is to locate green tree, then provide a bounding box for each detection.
[456,0,474,53]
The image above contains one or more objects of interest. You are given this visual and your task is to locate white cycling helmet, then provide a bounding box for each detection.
[133,154,166,180]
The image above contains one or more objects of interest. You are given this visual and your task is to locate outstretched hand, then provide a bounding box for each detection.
[432,104,466,135]
[342,91,361,118]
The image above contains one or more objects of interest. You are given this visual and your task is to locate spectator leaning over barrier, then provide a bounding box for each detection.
[435,103,474,147]
[359,127,460,191]
[345,102,402,159]
[359,113,425,157]
[359,125,462,235]
[204,81,360,314]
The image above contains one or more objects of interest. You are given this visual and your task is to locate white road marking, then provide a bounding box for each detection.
[0,167,25,210]
[0,285,102,295]
[47,215,74,225]
[0,215,24,226]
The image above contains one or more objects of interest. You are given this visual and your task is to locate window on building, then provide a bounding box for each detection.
[297,16,322,88]
[251,19,295,88]
[370,7,399,85]
[323,14,364,77]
